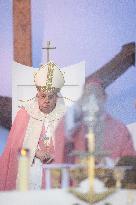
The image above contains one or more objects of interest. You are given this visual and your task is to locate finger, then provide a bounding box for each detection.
[46,157,54,164]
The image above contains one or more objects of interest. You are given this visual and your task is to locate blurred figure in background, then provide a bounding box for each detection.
[57,42,136,164]
[62,80,136,165]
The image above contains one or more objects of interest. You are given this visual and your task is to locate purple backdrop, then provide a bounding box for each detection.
[0,0,136,125]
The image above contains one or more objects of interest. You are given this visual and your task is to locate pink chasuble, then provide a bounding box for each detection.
[56,112,130,164]
[0,108,30,191]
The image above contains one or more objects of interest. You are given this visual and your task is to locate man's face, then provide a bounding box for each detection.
[37,90,58,114]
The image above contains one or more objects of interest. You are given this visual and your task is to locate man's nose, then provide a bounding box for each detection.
[44,97,50,102]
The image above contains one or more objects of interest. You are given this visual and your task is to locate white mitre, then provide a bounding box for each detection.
[34,61,65,92]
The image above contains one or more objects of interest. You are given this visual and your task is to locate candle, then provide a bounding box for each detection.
[16,148,30,191]
[88,129,95,200]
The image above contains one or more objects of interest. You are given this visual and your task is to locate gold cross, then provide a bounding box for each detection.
[42,41,56,63]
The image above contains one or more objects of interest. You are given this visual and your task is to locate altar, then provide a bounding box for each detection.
[0,188,136,205]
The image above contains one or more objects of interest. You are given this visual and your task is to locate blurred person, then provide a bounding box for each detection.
[56,42,136,164]
[60,80,136,165]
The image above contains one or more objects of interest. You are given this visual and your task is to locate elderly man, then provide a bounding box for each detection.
[0,62,66,190]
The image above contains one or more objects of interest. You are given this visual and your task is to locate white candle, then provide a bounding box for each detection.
[16,148,30,191]
[88,129,95,199]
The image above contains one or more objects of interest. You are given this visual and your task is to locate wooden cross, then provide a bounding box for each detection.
[42,41,56,63]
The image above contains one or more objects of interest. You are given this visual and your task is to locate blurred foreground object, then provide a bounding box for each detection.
[16,148,30,191]
[65,42,136,163]
[66,42,136,204]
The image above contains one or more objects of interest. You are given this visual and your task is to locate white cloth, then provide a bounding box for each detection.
[29,158,43,190]
[0,189,136,205]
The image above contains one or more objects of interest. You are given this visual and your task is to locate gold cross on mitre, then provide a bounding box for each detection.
[42,41,56,63]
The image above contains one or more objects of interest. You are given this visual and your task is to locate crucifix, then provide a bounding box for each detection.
[42,41,56,63]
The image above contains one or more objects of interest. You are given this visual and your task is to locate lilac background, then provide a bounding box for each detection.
[0,0,13,97]
[0,0,136,126]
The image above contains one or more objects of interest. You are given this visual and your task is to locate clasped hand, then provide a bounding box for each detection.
[35,150,53,164]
